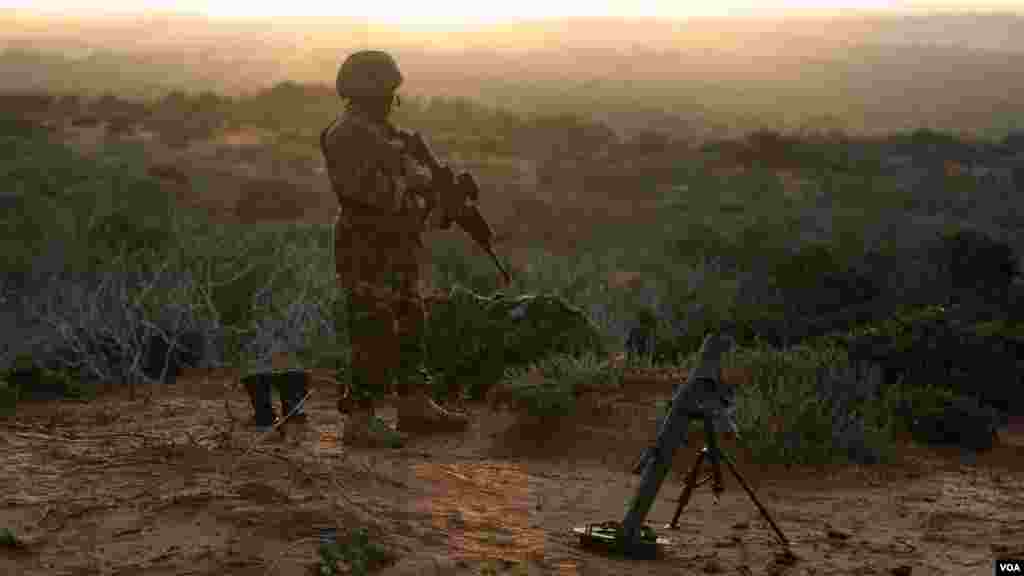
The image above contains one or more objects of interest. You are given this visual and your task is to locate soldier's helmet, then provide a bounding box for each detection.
[336,50,403,100]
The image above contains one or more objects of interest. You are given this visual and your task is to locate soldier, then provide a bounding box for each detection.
[321,50,470,448]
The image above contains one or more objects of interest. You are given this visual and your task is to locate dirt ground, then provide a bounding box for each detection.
[2,368,1023,576]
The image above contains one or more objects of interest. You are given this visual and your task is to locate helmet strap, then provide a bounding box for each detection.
[347,93,394,122]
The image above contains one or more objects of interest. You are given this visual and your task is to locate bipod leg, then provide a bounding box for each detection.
[720,450,789,547]
[666,448,706,530]
[704,415,725,502]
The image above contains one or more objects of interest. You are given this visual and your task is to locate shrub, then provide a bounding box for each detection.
[317,527,395,576]
[2,111,346,389]
[499,354,617,420]
[2,108,178,274]
[2,356,96,402]
[88,208,175,261]
[0,380,17,417]
[772,243,849,318]
[722,343,897,465]
[209,258,279,330]
[932,226,1019,306]
[425,287,605,401]
[896,384,1002,451]
[833,304,1024,414]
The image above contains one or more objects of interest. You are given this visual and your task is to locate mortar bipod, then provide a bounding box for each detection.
[666,407,789,548]
[575,332,738,559]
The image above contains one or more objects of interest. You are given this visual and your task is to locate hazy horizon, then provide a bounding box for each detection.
[4,8,1023,139]
[4,2,1023,23]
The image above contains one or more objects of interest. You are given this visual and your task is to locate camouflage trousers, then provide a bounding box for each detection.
[334,201,430,410]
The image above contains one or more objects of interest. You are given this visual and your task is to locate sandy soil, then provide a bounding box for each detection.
[2,369,1023,576]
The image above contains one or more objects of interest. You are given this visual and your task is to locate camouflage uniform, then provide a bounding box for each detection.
[322,51,467,445]
[322,107,439,407]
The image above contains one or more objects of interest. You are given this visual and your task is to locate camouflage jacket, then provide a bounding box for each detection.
[320,108,442,229]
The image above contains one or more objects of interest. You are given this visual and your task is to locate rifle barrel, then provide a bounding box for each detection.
[486,246,512,285]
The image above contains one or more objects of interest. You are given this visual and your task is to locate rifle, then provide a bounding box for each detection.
[396,129,512,286]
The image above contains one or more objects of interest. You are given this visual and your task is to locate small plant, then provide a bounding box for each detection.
[317,527,394,576]
[500,353,618,420]
[507,561,532,576]
[506,378,575,420]
[62,374,97,401]
[0,528,23,548]
[501,359,574,419]
[0,380,17,417]
[317,545,340,576]
[2,359,93,403]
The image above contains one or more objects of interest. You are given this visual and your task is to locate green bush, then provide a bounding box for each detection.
[2,361,95,403]
[894,383,1001,451]
[504,378,575,420]
[2,107,178,273]
[425,286,606,401]
[2,111,325,379]
[933,226,1019,306]
[209,258,277,329]
[500,354,617,419]
[723,343,897,465]
[317,527,395,576]
[895,383,957,433]
[0,380,17,417]
[833,304,1023,414]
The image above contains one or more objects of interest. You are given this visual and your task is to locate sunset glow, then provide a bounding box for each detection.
[5,0,1023,24]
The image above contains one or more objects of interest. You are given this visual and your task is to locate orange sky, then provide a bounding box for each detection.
[4,1,1022,24]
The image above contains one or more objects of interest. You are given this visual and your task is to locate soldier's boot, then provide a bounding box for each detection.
[396,392,470,435]
[342,410,408,449]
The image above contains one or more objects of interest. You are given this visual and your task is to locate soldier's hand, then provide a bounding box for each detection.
[403,156,432,190]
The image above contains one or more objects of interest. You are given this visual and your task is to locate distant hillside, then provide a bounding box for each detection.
[2,12,1023,139]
